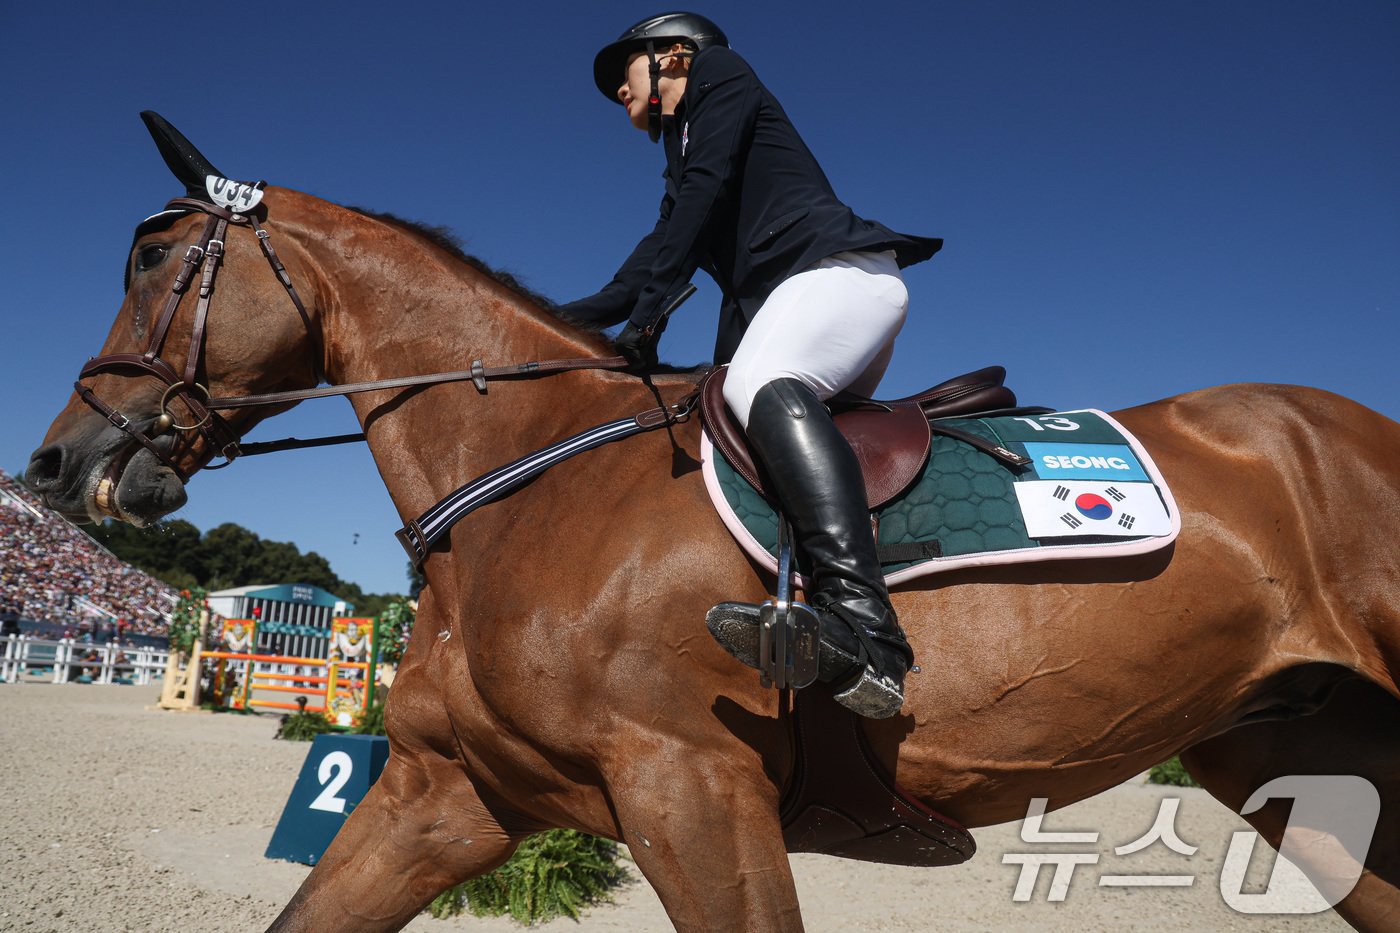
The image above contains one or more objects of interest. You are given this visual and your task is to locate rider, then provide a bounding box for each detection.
[559,12,942,719]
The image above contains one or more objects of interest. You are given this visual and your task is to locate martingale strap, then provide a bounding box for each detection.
[396,395,696,565]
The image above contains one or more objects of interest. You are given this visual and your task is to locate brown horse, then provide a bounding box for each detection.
[27,126,1400,931]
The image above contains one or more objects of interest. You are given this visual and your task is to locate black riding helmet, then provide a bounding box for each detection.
[592,11,729,142]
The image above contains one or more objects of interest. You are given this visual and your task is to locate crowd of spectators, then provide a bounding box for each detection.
[1,471,175,638]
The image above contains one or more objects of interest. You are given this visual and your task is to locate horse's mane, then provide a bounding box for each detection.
[344,206,706,374]
[344,206,605,338]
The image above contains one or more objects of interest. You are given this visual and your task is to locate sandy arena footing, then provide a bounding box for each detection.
[0,683,1351,932]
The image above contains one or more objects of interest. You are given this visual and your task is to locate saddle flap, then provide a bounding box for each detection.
[834,405,931,508]
[780,686,976,867]
[699,367,931,510]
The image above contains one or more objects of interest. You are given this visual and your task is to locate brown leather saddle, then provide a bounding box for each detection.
[699,365,1019,508]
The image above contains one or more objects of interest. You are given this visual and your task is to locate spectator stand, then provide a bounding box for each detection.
[1,470,176,642]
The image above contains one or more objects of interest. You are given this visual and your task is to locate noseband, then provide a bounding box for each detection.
[77,194,322,485]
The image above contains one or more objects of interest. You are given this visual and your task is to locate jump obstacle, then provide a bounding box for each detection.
[159,615,383,727]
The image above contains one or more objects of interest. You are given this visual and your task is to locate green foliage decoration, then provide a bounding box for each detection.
[167,588,208,655]
[428,830,627,924]
[275,710,336,742]
[1147,756,1201,787]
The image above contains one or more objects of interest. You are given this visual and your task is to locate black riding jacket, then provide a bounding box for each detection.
[559,46,942,364]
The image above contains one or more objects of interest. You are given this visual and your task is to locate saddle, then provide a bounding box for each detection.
[699,365,1019,509]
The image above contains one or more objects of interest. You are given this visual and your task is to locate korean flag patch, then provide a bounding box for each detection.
[1013,480,1172,538]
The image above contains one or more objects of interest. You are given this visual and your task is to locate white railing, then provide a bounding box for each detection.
[0,634,169,686]
[1,485,45,520]
[72,593,118,620]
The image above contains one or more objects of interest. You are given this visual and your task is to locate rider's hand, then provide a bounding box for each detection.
[615,321,658,372]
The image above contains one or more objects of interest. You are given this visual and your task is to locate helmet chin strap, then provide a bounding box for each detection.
[646,39,663,143]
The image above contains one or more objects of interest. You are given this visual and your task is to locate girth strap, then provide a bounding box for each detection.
[396,392,698,566]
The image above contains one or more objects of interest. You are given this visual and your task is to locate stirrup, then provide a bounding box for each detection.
[707,518,820,690]
[705,598,820,689]
[757,517,820,689]
[758,598,820,690]
[705,598,908,717]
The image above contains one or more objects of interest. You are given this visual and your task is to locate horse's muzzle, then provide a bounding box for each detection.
[25,440,98,521]
[26,434,186,526]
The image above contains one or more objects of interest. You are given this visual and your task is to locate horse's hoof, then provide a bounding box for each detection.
[833,666,905,719]
[705,601,763,669]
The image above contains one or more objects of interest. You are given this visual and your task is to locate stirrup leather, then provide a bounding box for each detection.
[759,519,819,689]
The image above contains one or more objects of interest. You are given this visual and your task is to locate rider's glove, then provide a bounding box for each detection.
[615,320,659,372]
[616,285,691,372]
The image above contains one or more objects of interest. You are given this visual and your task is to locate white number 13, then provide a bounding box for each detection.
[1014,416,1080,432]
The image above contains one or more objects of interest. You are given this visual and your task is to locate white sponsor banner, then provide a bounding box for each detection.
[1013,480,1172,538]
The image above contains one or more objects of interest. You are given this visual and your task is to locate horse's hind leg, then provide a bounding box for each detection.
[265,751,523,933]
[1182,675,1400,932]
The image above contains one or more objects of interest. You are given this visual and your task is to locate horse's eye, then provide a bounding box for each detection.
[136,244,169,272]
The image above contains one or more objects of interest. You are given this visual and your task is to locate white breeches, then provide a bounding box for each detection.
[723,250,908,429]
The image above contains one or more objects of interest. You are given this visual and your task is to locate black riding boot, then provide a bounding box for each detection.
[706,378,914,718]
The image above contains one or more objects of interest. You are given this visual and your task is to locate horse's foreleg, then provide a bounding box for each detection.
[265,753,522,933]
[612,756,803,932]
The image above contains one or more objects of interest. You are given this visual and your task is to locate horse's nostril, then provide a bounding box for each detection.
[25,444,65,491]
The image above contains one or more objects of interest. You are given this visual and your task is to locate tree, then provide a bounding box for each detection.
[196,523,266,590]
[87,518,204,581]
[83,519,410,608]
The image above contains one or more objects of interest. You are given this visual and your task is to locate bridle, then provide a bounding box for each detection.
[75,193,317,520]
[74,190,653,514]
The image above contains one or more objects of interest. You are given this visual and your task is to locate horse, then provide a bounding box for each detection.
[26,118,1400,932]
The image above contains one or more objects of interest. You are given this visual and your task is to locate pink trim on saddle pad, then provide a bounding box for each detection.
[700,408,1181,587]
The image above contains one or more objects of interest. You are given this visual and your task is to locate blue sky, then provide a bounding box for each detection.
[2,2,1396,596]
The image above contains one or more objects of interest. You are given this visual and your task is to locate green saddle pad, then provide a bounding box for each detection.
[703,409,1179,583]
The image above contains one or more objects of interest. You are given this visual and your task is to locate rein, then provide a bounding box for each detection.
[75,195,636,488]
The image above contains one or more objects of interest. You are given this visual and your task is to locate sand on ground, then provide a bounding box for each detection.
[0,683,1353,932]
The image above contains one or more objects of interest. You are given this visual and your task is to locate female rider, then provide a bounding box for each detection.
[559,12,942,719]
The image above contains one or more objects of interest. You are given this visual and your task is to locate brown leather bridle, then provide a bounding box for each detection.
[75,192,635,513]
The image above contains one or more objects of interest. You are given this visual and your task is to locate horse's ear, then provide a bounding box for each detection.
[140,111,225,198]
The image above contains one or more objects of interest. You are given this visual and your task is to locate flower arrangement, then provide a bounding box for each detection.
[374,599,415,666]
